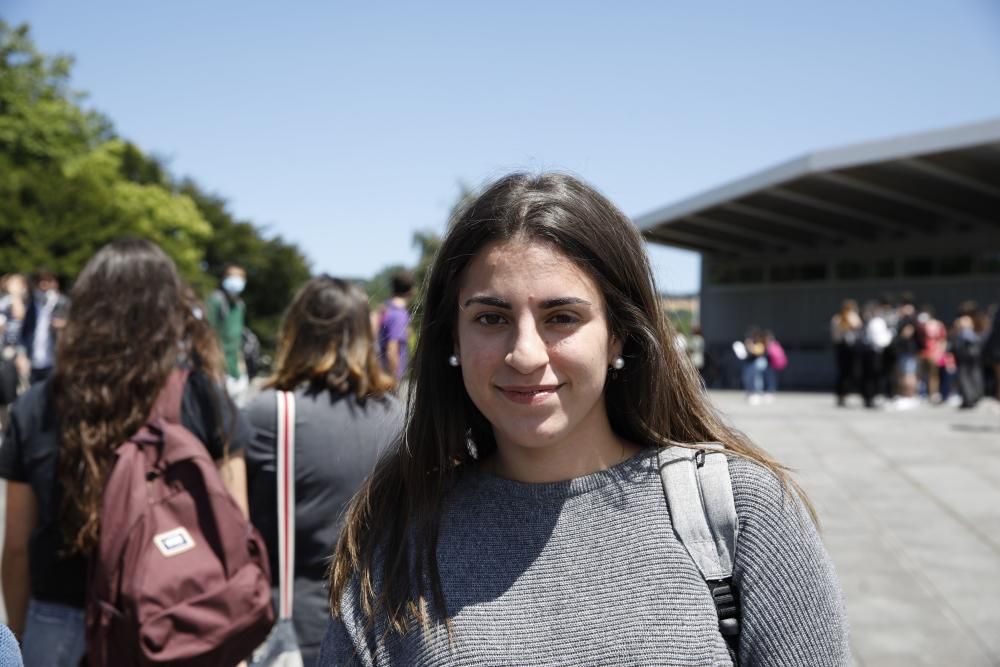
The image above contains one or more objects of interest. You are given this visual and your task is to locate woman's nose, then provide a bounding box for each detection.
[505,320,548,373]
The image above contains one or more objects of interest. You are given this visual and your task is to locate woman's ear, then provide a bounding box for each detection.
[608,335,624,365]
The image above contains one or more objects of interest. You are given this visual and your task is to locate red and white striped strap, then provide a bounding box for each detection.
[276,390,296,620]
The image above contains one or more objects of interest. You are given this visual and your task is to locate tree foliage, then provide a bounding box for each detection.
[0,23,110,165]
[178,180,311,347]
[0,21,311,351]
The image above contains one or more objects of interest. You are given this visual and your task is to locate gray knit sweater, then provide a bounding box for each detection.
[319,448,851,666]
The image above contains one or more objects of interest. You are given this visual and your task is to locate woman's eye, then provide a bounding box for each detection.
[549,313,580,325]
[476,313,506,326]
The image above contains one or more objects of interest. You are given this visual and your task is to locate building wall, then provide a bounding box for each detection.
[698,228,1000,389]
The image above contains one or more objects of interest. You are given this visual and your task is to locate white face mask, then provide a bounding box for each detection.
[222,275,246,295]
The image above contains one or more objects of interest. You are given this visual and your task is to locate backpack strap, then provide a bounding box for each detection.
[658,444,741,657]
[275,390,296,620]
[212,289,230,319]
[149,368,189,425]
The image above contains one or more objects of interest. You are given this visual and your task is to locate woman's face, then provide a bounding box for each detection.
[4,276,26,297]
[455,240,621,454]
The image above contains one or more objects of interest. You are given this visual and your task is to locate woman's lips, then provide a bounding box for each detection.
[497,385,562,405]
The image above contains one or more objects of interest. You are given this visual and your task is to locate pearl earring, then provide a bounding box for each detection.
[612,356,625,370]
[448,354,460,367]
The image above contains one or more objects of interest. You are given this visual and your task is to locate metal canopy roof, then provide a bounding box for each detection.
[635,117,1000,256]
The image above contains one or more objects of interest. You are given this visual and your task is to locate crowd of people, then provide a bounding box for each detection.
[732,328,788,405]
[0,173,850,666]
[677,326,788,401]
[831,294,1000,410]
[0,270,68,403]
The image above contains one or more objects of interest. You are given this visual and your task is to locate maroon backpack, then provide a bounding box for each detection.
[86,369,275,666]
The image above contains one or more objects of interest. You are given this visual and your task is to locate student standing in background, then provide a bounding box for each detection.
[831,300,863,407]
[244,276,402,665]
[0,275,29,425]
[0,240,251,666]
[207,263,250,405]
[377,270,414,388]
[19,270,69,386]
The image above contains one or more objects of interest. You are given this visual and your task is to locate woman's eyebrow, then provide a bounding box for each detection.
[463,295,511,309]
[540,297,592,309]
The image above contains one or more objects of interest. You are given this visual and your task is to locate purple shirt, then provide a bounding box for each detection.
[378,302,409,379]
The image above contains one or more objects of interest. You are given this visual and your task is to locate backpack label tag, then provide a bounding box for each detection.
[153,527,195,557]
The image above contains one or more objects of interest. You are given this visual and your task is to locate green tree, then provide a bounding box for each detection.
[0,21,313,357]
[0,22,110,166]
[65,141,211,280]
[0,22,210,284]
[180,180,312,349]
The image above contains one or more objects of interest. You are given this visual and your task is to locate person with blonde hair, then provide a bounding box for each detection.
[244,276,402,665]
[831,299,863,406]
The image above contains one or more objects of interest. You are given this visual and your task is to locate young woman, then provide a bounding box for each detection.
[741,327,769,405]
[831,299,863,407]
[244,276,403,664]
[0,239,252,666]
[320,173,850,665]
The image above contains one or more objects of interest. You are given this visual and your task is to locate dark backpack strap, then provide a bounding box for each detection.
[149,368,189,425]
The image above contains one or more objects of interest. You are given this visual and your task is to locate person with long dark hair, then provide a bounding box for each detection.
[244,276,402,665]
[0,239,252,666]
[319,173,849,665]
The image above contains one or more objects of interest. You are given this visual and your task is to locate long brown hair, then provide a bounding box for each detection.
[329,172,808,635]
[267,275,394,398]
[54,238,223,555]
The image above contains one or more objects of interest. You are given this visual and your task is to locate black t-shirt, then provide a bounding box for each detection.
[894,314,921,356]
[0,370,251,608]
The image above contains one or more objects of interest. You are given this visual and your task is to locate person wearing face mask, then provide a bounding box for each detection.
[0,274,30,422]
[19,269,70,386]
[207,264,250,405]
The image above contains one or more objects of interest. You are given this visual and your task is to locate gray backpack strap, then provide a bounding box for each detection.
[658,444,741,655]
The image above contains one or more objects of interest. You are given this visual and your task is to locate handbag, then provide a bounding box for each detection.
[250,390,304,667]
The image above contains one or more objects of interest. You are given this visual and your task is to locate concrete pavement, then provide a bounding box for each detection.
[710,391,1000,666]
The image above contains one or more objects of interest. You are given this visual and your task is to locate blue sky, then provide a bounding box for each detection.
[6,1,1000,293]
